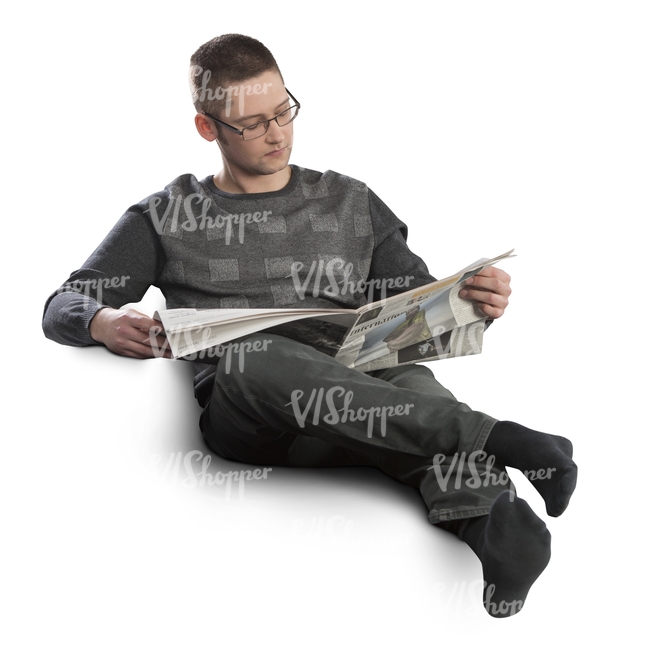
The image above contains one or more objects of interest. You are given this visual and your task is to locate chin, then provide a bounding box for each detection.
[259,154,291,175]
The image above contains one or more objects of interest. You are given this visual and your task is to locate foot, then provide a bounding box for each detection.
[464,492,552,618]
[485,421,578,516]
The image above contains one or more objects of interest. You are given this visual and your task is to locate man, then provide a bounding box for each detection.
[42,34,577,618]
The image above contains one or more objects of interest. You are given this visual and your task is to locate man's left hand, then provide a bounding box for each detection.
[459,266,511,319]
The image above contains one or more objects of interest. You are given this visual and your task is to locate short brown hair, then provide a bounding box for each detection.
[189,34,283,116]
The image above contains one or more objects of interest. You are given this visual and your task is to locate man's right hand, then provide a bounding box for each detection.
[89,307,172,359]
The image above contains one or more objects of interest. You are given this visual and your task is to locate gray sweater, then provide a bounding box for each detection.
[43,165,435,406]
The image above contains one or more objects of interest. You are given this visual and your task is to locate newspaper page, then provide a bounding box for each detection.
[154,307,353,358]
[334,250,514,371]
[154,249,514,364]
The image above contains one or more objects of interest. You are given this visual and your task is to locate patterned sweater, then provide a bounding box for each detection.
[42,165,435,407]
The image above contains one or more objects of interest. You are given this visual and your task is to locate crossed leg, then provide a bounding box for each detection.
[199,333,577,617]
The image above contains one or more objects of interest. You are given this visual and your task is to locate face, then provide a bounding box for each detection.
[204,69,294,179]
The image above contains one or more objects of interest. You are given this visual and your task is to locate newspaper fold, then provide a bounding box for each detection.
[154,249,514,371]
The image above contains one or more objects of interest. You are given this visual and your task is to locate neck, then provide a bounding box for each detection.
[213,165,292,194]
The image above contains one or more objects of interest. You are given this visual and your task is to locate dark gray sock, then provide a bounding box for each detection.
[460,492,552,618]
[485,421,578,516]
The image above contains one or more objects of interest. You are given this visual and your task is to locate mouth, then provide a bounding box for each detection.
[265,146,289,157]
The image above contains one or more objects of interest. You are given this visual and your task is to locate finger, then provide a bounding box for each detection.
[465,274,503,292]
[143,324,171,347]
[128,313,162,332]
[472,266,511,289]
[475,302,506,319]
[475,265,511,282]
[143,333,169,348]
[464,274,511,297]
[113,325,172,359]
[136,327,173,358]
[109,338,162,359]
[142,333,173,358]
[128,339,173,359]
[460,287,509,309]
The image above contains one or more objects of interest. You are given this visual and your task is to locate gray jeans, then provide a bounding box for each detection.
[200,333,513,524]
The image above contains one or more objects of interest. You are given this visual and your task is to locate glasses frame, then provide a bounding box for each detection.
[204,89,300,141]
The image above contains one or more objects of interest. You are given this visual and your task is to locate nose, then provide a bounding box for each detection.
[265,117,286,143]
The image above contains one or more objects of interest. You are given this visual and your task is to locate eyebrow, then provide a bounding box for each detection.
[234,97,291,124]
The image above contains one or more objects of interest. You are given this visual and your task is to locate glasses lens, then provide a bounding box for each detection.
[276,105,299,127]
[241,104,299,140]
[242,122,269,140]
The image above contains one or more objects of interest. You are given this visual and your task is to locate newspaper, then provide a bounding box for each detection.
[154,249,514,370]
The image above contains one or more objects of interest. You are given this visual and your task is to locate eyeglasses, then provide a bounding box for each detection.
[204,89,300,141]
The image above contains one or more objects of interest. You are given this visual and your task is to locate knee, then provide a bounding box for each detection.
[213,333,285,386]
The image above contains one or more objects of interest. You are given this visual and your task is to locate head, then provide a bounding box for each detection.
[189,34,283,118]
[190,34,296,181]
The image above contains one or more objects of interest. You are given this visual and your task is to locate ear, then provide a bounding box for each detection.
[194,113,218,142]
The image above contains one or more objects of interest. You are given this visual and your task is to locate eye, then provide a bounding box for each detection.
[244,121,267,135]
[276,105,298,126]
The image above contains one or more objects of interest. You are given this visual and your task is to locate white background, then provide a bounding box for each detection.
[3,1,648,647]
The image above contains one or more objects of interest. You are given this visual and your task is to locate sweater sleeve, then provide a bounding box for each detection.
[366,189,494,330]
[365,188,436,300]
[42,199,167,347]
